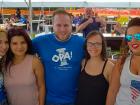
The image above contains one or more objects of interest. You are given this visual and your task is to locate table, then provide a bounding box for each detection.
[43,25,53,33]
[76,33,124,38]
[103,33,124,40]
[12,23,26,29]
[32,20,46,32]
[32,20,45,23]
[12,23,26,27]
[0,24,6,29]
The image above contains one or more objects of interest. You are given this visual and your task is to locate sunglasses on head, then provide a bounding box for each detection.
[125,33,140,42]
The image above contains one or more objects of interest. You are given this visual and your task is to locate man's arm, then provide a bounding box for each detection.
[76,18,93,33]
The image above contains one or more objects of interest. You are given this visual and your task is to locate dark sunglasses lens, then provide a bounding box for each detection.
[134,34,140,41]
[125,35,132,42]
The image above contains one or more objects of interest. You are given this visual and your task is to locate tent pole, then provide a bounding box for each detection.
[1,0,4,21]
[29,0,33,37]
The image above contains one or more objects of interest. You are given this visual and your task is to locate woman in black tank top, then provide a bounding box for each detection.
[76,31,114,105]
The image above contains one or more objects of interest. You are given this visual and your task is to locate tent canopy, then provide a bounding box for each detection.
[0,0,140,8]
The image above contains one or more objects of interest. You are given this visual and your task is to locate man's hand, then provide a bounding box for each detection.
[87,18,93,24]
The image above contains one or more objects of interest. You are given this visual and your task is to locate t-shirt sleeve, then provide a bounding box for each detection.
[32,38,39,54]
[79,19,86,25]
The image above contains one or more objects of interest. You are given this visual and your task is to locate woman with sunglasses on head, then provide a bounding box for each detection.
[0,29,9,105]
[76,31,114,105]
[4,28,45,105]
[106,17,140,105]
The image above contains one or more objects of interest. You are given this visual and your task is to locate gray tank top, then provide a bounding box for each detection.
[115,55,140,105]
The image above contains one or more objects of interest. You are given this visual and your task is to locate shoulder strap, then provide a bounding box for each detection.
[102,59,108,74]
[83,59,88,70]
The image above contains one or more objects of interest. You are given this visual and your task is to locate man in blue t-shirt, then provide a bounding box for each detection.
[19,15,27,24]
[32,9,84,105]
[76,8,102,38]
[72,14,81,26]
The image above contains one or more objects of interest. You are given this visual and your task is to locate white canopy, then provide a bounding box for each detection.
[0,0,140,8]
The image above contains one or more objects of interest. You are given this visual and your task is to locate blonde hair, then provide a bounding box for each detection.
[0,28,7,35]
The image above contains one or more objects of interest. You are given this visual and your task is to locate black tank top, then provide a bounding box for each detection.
[76,60,109,105]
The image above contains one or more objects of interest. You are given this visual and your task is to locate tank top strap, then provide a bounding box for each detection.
[101,59,108,74]
[83,59,88,70]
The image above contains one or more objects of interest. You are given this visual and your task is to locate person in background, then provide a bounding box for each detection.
[0,29,9,105]
[76,8,102,38]
[24,15,30,31]
[72,14,82,33]
[4,28,45,105]
[9,14,16,24]
[99,16,107,33]
[0,14,3,24]
[73,14,81,25]
[19,15,27,24]
[32,9,84,105]
[15,8,21,20]
[76,31,114,105]
[113,22,123,35]
[3,19,13,30]
[106,17,140,105]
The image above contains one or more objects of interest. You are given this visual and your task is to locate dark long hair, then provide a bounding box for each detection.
[120,17,140,54]
[0,29,8,72]
[5,28,34,70]
[119,17,140,64]
[84,30,107,61]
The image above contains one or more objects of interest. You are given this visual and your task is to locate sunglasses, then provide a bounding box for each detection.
[125,33,140,42]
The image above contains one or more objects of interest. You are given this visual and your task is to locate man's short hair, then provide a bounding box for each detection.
[53,8,72,19]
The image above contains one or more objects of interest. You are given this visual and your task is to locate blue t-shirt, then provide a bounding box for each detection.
[73,17,81,25]
[19,16,27,24]
[32,34,84,104]
[80,17,101,38]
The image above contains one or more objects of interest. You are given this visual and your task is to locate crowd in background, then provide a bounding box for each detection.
[0,8,126,37]
[0,8,30,31]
